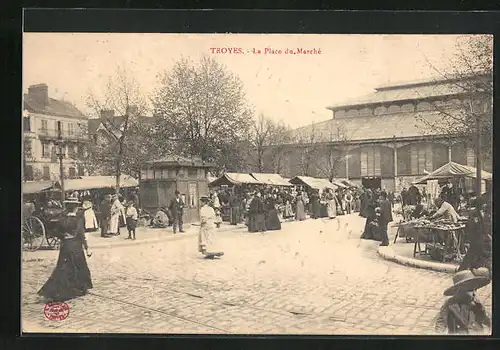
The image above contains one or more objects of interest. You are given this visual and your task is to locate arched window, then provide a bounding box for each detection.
[346,109,359,117]
[359,107,372,116]
[374,106,387,115]
[335,110,346,118]
[416,102,432,111]
[400,103,415,113]
[388,105,401,114]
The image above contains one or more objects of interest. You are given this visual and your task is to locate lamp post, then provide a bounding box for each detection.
[55,121,66,209]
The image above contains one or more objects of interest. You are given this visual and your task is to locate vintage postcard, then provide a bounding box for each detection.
[21,32,492,335]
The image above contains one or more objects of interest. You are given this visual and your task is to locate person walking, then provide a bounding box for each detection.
[434,269,491,334]
[38,199,93,302]
[249,191,266,233]
[169,190,185,234]
[211,191,222,228]
[344,190,353,215]
[82,200,98,232]
[377,191,393,246]
[325,188,337,219]
[109,194,126,236]
[229,191,241,226]
[99,194,112,238]
[295,191,306,221]
[198,196,223,259]
[125,200,138,240]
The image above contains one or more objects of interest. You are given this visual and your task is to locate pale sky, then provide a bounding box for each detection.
[23,33,463,128]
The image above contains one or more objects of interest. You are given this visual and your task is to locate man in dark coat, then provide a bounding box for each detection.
[229,192,241,225]
[100,194,112,238]
[169,190,185,233]
[377,191,393,246]
[401,187,408,207]
[407,184,421,206]
[249,192,266,233]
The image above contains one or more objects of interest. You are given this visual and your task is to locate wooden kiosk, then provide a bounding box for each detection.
[139,156,213,223]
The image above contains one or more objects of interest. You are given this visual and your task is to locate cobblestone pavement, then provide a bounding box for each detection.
[21,214,492,335]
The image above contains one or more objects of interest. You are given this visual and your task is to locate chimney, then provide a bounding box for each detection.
[126,105,139,116]
[28,84,49,107]
[100,109,115,120]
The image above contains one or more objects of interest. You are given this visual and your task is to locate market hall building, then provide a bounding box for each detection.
[276,75,492,193]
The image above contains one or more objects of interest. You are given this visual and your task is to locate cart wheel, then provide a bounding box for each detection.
[46,236,61,250]
[22,216,45,252]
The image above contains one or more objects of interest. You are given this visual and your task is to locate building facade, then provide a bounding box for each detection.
[23,84,89,181]
[273,76,492,192]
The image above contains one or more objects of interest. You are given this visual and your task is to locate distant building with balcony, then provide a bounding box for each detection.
[23,83,89,181]
[269,75,492,192]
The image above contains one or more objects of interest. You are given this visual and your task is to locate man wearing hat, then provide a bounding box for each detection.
[435,269,491,334]
[169,190,185,234]
[99,194,112,238]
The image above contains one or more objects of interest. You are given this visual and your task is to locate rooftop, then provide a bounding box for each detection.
[292,109,452,142]
[23,93,87,119]
[326,75,486,110]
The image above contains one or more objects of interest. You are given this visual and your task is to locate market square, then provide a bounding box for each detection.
[22,33,492,335]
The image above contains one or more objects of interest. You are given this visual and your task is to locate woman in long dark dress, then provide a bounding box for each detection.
[38,200,93,302]
[360,191,377,240]
[265,195,282,231]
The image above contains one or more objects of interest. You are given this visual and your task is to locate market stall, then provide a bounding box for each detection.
[289,176,337,191]
[410,218,467,263]
[250,173,293,187]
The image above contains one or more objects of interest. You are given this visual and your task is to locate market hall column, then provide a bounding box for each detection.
[393,136,398,191]
[448,143,452,162]
[345,151,349,179]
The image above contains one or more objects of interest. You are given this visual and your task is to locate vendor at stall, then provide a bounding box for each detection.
[431,197,460,223]
[410,202,429,220]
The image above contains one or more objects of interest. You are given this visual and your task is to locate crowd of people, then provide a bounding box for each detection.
[202,185,364,233]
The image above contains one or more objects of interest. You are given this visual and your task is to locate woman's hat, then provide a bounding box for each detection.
[200,196,210,202]
[126,200,135,206]
[443,269,491,296]
[82,201,93,210]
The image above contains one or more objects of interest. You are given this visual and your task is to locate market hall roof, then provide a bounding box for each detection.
[250,173,293,186]
[292,110,450,142]
[326,77,469,110]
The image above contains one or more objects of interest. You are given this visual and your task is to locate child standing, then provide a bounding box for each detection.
[125,200,138,240]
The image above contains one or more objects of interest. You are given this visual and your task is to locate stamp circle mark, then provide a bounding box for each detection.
[43,302,70,321]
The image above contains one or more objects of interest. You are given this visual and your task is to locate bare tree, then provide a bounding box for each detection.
[315,124,349,182]
[152,56,253,174]
[293,122,321,176]
[81,67,149,193]
[246,114,294,173]
[418,35,493,158]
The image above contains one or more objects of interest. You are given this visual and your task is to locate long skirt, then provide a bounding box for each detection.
[265,209,281,231]
[198,225,220,253]
[283,204,293,219]
[109,213,121,233]
[230,206,240,225]
[326,199,337,218]
[38,238,93,302]
[295,201,306,221]
[84,209,98,231]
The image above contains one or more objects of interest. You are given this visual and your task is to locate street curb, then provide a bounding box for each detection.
[377,246,458,274]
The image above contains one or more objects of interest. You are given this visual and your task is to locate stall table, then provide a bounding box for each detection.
[412,223,467,262]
